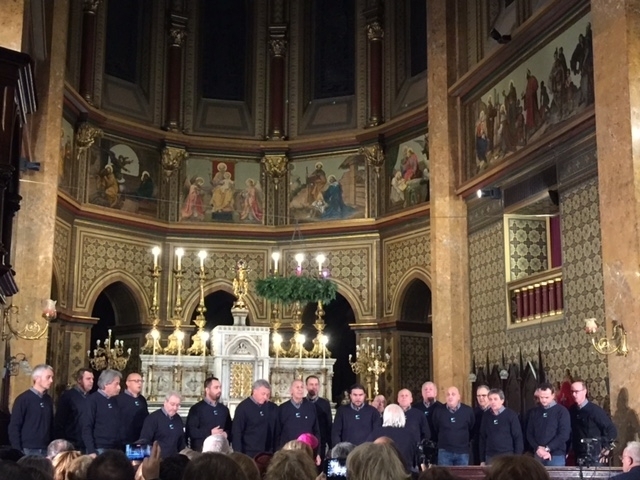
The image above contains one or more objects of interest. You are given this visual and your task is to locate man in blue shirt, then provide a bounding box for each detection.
[526,382,570,466]
[140,392,186,458]
[54,368,93,451]
[332,384,379,446]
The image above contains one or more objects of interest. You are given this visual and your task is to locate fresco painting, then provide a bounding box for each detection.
[180,158,263,224]
[470,13,593,179]
[59,118,74,192]
[387,134,429,211]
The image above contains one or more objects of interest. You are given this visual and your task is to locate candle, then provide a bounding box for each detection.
[295,253,304,274]
[198,250,207,270]
[152,246,161,268]
[175,247,184,270]
[316,254,325,273]
[272,252,280,274]
[86,350,90,358]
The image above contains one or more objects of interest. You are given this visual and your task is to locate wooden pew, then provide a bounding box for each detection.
[446,466,622,480]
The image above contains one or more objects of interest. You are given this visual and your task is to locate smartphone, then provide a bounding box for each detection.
[125,443,152,461]
[324,457,347,480]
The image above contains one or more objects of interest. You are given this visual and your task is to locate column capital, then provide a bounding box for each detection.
[261,154,289,188]
[82,0,102,14]
[161,146,189,179]
[359,143,385,168]
[75,123,103,156]
[269,38,288,57]
[366,21,385,41]
[169,26,187,47]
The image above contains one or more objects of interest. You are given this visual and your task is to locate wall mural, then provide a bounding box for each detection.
[180,157,263,224]
[288,155,366,223]
[59,117,75,194]
[469,13,593,180]
[386,134,429,211]
[87,138,159,217]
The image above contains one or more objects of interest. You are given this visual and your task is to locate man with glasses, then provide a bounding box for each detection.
[617,441,640,479]
[569,379,617,466]
[116,372,149,446]
[471,385,490,464]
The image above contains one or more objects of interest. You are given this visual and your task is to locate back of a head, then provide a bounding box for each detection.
[485,455,550,480]
[418,466,462,480]
[159,454,189,480]
[265,449,317,480]
[67,455,93,480]
[346,442,411,480]
[47,439,74,460]
[23,465,54,480]
[253,452,273,478]
[229,452,261,480]
[330,442,355,459]
[52,450,81,480]
[282,440,313,459]
[0,447,25,462]
[17,455,54,479]
[0,461,34,480]
[86,450,135,480]
[182,452,248,480]
[202,434,231,454]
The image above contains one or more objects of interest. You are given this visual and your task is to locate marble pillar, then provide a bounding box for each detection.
[592,0,640,436]
[427,0,472,401]
[10,0,69,404]
[0,0,24,51]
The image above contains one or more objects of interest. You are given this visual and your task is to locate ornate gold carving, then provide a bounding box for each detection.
[161,146,188,178]
[359,143,385,176]
[269,38,288,57]
[75,123,103,157]
[232,260,250,310]
[169,27,187,47]
[262,154,289,189]
[229,362,253,398]
[366,22,384,41]
[82,0,101,14]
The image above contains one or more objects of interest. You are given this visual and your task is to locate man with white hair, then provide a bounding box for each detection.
[366,403,420,471]
[82,368,123,454]
[8,364,54,456]
[616,441,640,479]
[140,391,186,458]
[202,433,231,454]
[413,381,444,445]
[275,379,320,450]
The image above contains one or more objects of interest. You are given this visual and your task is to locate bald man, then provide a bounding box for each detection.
[413,381,444,443]
[431,386,475,466]
[397,388,430,442]
[275,379,320,450]
[116,372,149,445]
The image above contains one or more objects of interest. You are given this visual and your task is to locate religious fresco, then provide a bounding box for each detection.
[288,154,366,223]
[468,13,593,180]
[179,157,263,224]
[87,138,159,217]
[386,134,429,212]
[59,117,75,193]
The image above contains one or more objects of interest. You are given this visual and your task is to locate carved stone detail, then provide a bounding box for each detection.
[169,26,187,47]
[366,21,385,41]
[75,123,103,157]
[269,38,288,57]
[359,144,385,170]
[161,146,188,179]
[82,0,101,14]
[261,154,289,189]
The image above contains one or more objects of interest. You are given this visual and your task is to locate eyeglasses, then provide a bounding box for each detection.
[130,379,143,383]
[571,389,584,393]
[476,394,488,397]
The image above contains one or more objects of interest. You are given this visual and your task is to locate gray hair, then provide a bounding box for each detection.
[382,404,406,428]
[625,441,640,464]
[330,442,355,459]
[488,388,505,400]
[97,369,122,390]
[165,391,182,402]
[476,384,490,393]
[47,439,73,459]
[202,434,231,454]
[31,364,53,380]
[252,379,271,391]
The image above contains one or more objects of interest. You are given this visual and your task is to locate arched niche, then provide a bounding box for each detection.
[89,281,142,348]
[400,278,432,328]
[188,290,243,330]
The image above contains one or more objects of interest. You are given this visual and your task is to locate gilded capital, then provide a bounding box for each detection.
[161,146,188,178]
[359,143,385,168]
[269,38,288,57]
[169,27,187,47]
[366,22,384,41]
[262,154,289,189]
[82,0,102,14]
[75,123,103,156]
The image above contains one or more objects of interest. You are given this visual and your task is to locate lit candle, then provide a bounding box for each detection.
[175,247,184,270]
[316,254,325,273]
[272,252,280,274]
[86,350,90,358]
[297,334,305,366]
[295,253,304,274]
[198,250,207,270]
[152,246,161,268]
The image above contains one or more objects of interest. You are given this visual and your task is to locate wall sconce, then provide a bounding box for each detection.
[584,318,628,356]
[4,353,32,376]
[2,299,56,340]
[477,187,502,199]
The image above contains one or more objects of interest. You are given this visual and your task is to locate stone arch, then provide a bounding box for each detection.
[399,278,432,325]
[329,278,366,321]
[224,334,262,357]
[89,281,144,326]
[392,268,431,318]
[50,262,62,307]
[181,279,260,325]
[82,271,150,319]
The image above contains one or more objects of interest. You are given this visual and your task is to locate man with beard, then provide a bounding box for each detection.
[54,368,93,451]
[332,384,380,446]
[116,372,149,446]
[526,382,570,466]
[186,376,232,451]
[306,375,333,456]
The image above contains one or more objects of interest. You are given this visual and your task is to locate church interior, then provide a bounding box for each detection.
[1,0,639,458]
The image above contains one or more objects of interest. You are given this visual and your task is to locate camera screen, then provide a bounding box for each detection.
[324,458,347,479]
[125,444,152,460]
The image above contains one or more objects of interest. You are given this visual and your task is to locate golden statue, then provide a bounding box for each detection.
[233,260,250,310]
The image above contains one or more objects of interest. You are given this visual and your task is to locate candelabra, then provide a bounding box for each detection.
[188,250,210,357]
[88,329,131,371]
[141,246,164,356]
[309,300,331,367]
[349,337,390,400]
[584,318,629,356]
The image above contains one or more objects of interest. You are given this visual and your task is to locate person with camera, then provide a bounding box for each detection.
[569,379,617,465]
[616,441,640,479]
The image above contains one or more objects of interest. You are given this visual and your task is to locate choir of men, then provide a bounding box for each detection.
[139,392,185,458]
[54,368,93,451]
[332,383,379,446]
[116,372,149,446]
[186,376,232,451]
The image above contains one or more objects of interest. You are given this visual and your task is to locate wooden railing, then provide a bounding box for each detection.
[447,466,620,480]
[507,267,563,327]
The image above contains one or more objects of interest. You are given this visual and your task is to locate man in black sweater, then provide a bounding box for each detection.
[398,388,431,443]
[306,375,333,456]
[139,392,186,458]
[331,383,379,446]
[8,364,54,456]
[526,382,570,466]
[54,368,93,451]
[413,381,444,444]
[186,376,232,451]
[471,384,490,465]
[116,372,149,446]
[275,379,320,451]
[479,388,523,464]
[431,386,475,466]
[82,369,123,454]
[232,379,277,458]
[570,379,617,465]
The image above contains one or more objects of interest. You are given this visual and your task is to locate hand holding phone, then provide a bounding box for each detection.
[324,457,347,480]
[125,443,152,461]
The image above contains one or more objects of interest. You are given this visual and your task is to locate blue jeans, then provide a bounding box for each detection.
[438,449,470,466]
[537,455,565,466]
[23,448,47,457]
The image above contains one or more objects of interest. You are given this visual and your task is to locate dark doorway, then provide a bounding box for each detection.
[190,290,238,330]
[90,281,140,348]
[401,279,432,325]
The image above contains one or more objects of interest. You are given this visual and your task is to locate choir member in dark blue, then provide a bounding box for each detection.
[570,379,618,465]
[479,388,524,464]
[139,392,186,458]
[526,382,570,466]
[397,388,431,443]
[82,369,123,454]
[306,375,333,456]
[232,379,277,458]
[412,382,444,444]
[431,386,475,466]
[331,384,380,446]
[116,372,149,446]
[8,364,54,456]
[471,385,490,465]
[54,368,93,451]
[186,376,232,451]
[276,380,320,455]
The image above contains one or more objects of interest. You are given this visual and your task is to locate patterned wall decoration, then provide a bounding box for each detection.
[469,176,609,407]
[53,219,72,309]
[400,334,432,399]
[506,216,548,281]
[383,228,431,316]
[386,134,429,212]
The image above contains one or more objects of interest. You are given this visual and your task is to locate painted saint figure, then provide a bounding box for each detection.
[239,178,263,223]
[181,176,205,221]
[211,163,234,212]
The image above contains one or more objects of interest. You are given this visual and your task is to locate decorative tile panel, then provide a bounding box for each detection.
[53,219,72,308]
[507,217,548,281]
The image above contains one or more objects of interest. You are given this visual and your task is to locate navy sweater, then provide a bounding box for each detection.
[186,400,232,451]
[431,403,475,454]
[413,401,444,442]
[231,398,277,457]
[275,400,320,449]
[367,425,420,471]
[82,391,123,453]
[525,403,570,455]
[8,389,53,450]
[331,403,380,446]
[139,409,186,458]
[54,387,87,448]
[308,396,333,452]
[479,408,524,461]
[116,392,149,445]
[405,407,431,442]
[570,401,618,456]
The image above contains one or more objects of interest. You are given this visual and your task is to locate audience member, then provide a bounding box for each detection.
[178,447,201,461]
[484,454,550,480]
[17,455,54,478]
[202,433,231,454]
[229,452,261,480]
[0,447,25,462]
[22,465,53,480]
[54,368,93,451]
[0,461,33,480]
[46,440,73,460]
[157,454,189,480]
[86,450,135,480]
[346,442,411,480]
[66,455,93,480]
[181,452,248,480]
[418,466,462,480]
[616,441,640,479]
[282,440,313,460]
[51,450,80,480]
[253,452,273,478]
[367,404,419,471]
[329,441,355,459]
[265,449,317,480]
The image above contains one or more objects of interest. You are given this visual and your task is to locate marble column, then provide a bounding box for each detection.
[268,38,287,140]
[79,0,101,103]
[365,21,384,127]
[0,0,24,51]
[164,16,187,131]
[427,0,472,400]
[592,0,640,432]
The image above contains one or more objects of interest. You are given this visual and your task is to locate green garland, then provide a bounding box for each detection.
[254,275,338,305]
